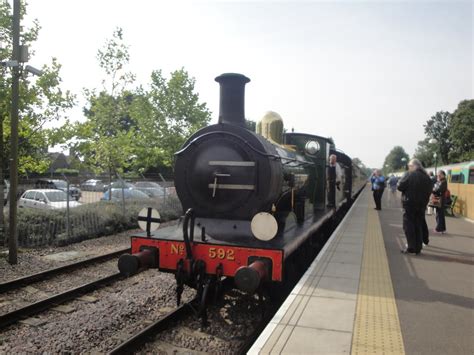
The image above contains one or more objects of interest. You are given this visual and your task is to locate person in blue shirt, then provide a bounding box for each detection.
[370,169,385,210]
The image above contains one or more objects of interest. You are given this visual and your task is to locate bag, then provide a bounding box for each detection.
[429,194,441,208]
[444,189,452,206]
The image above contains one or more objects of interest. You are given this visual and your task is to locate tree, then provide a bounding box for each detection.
[70,28,136,177]
[68,30,211,176]
[449,99,474,162]
[424,111,453,164]
[0,1,73,229]
[141,68,211,168]
[383,146,409,173]
[246,119,256,132]
[413,138,436,168]
[352,157,372,176]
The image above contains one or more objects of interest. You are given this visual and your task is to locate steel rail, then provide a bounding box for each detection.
[0,247,130,293]
[0,272,123,329]
[108,297,199,355]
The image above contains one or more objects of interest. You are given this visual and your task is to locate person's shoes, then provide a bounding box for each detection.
[423,240,429,246]
[401,248,419,255]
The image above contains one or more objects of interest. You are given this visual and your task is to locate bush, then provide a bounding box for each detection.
[3,195,182,247]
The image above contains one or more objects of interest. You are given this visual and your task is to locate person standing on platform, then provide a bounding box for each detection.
[397,159,432,254]
[388,175,398,194]
[370,169,385,210]
[433,170,448,234]
[427,172,437,215]
[327,154,342,208]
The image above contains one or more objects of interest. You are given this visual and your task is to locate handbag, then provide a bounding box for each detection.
[429,194,441,208]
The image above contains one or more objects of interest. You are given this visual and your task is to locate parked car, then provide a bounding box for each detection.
[102,181,135,192]
[35,179,82,201]
[81,179,104,192]
[134,181,166,198]
[101,188,150,201]
[2,179,9,205]
[18,189,82,210]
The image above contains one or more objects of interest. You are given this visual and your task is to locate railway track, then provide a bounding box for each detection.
[109,296,200,354]
[0,272,123,330]
[0,247,130,293]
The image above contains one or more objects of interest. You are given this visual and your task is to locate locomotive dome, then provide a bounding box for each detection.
[257,111,284,144]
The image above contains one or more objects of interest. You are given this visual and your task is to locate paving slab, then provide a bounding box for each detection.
[379,191,474,355]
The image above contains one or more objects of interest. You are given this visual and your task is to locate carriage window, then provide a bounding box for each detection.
[451,173,465,184]
[469,169,474,184]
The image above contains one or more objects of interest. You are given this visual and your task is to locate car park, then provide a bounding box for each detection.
[2,179,9,205]
[18,189,82,210]
[80,179,105,192]
[133,181,166,198]
[35,179,82,201]
[101,188,150,201]
[102,181,135,192]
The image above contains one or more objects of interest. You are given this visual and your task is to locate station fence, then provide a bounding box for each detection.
[1,174,182,248]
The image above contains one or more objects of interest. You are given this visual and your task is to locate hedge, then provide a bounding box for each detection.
[3,195,182,247]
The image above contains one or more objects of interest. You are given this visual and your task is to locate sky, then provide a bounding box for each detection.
[20,0,473,168]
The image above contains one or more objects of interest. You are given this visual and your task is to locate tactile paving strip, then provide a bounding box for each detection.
[351,208,405,355]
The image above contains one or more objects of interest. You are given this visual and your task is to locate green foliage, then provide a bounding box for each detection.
[54,168,79,175]
[142,68,212,168]
[449,99,474,162]
[68,29,211,175]
[0,2,75,175]
[413,138,439,168]
[383,146,409,173]
[6,196,182,247]
[352,157,372,176]
[423,111,452,165]
[246,119,256,132]
[69,28,136,175]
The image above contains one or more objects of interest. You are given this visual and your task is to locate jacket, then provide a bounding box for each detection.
[433,179,448,207]
[371,175,385,191]
[397,169,432,209]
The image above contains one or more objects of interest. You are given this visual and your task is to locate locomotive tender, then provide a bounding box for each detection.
[119,73,366,306]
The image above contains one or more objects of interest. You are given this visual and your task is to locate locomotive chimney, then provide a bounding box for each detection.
[215,73,250,128]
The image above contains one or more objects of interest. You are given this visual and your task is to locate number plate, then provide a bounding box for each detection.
[208,247,235,261]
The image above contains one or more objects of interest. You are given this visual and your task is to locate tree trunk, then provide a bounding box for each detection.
[0,117,4,245]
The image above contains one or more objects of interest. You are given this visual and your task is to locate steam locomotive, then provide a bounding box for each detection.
[118,73,366,313]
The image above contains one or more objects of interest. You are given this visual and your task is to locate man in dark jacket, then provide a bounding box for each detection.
[397,159,433,254]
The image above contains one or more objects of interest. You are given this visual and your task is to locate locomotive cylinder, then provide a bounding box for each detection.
[215,73,250,128]
[234,260,268,294]
[118,248,154,276]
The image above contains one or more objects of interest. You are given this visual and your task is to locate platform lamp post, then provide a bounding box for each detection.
[429,138,439,175]
[2,0,43,264]
[401,157,407,171]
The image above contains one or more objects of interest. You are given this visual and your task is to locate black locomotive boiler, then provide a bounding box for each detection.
[119,73,366,310]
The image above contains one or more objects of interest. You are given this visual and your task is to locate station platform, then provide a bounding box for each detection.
[249,187,474,355]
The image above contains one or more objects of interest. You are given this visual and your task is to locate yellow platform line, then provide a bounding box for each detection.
[351,207,405,355]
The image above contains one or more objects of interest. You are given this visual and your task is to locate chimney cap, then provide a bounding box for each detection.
[215,73,250,84]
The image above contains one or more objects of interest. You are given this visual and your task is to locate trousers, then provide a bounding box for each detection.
[373,189,384,210]
[435,207,446,232]
[403,206,425,253]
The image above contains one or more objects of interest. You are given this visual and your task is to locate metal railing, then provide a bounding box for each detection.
[1,173,181,247]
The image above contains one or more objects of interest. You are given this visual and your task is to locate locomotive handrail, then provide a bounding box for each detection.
[182,208,195,260]
[175,130,313,166]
